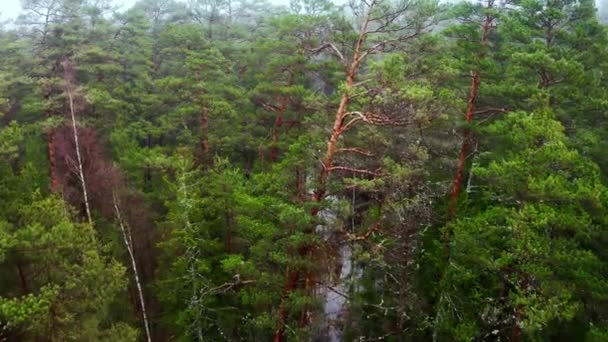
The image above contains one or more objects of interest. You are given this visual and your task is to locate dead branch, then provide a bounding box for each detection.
[200,276,256,297]
[327,165,379,176]
[309,42,347,65]
[336,147,375,157]
[347,222,382,241]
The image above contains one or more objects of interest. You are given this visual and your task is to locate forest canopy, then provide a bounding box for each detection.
[1,0,608,341]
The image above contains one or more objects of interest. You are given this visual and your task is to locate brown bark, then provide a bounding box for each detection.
[273,268,300,342]
[16,262,29,295]
[299,270,314,326]
[269,96,288,162]
[44,87,60,192]
[225,210,234,253]
[144,135,152,188]
[511,306,523,342]
[274,69,356,342]
[295,168,305,201]
[47,129,60,192]
[447,4,495,219]
[447,71,480,218]
[273,4,373,339]
[201,106,209,155]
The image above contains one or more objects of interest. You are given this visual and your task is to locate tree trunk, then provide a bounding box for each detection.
[447,6,495,219]
[44,87,60,192]
[269,96,288,163]
[113,192,152,342]
[511,306,523,342]
[201,106,209,156]
[47,128,60,192]
[62,57,93,225]
[273,4,372,337]
[16,262,29,295]
[447,71,480,218]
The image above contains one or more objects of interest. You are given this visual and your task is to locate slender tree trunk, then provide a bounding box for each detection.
[269,96,288,163]
[47,127,60,191]
[511,306,523,342]
[144,135,152,188]
[201,106,209,156]
[62,57,93,225]
[225,210,234,253]
[16,262,29,295]
[312,86,352,205]
[113,192,152,342]
[273,269,301,342]
[66,89,92,225]
[437,6,496,340]
[447,6,495,219]
[447,71,480,218]
[44,88,60,192]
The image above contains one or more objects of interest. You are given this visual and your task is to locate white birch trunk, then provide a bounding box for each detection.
[65,79,93,225]
[112,192,152,342]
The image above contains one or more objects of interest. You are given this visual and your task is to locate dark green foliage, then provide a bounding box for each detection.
[436,111,608,340]
[1,0,608,340]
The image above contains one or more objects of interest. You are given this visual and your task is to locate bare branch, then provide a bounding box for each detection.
[200,276,256,297]
[341,116,363,133]
[473,107,508,116]
[309,42,347,65]
[327,165,379,176]
[347,222,382,241]
[336,147,376,157]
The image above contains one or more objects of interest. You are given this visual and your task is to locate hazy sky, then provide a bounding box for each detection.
[1,0,29,20]
[0,0,132,20]
[2,0,606,23]
[0,0,291,21]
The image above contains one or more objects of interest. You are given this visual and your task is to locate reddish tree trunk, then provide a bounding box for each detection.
[201,106,209,155]
[225,211,234,253]
[295,168,305,201]
[16,262,29,295]
[313,86,352,203]
[273,267,301,342]
[44,88,60,192]
[273,47,361,342]
[448,71,480,218]
[47,129,60,192]
[269,96,288,162]
[447,8,495,219]
[273,4,376,338]
[511,306,523,342]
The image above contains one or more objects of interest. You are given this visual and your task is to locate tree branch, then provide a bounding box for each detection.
[327,165,379,176]
[336,147,375,157]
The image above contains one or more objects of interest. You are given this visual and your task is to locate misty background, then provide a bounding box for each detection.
[2,0,606,23]
[0,0,290,21]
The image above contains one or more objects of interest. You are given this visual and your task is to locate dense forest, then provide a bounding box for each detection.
[1,0,608,340]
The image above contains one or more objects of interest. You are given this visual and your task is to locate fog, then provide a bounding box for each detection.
[0,0,293,21]
[2,0,607,24]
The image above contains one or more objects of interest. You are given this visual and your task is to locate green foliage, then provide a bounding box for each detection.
[1,0,608,340]
[156,154,316,340]
[436,112,608,340]
[0,192,134,340]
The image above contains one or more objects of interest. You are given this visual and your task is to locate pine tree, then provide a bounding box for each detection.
[436,111,608,340]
